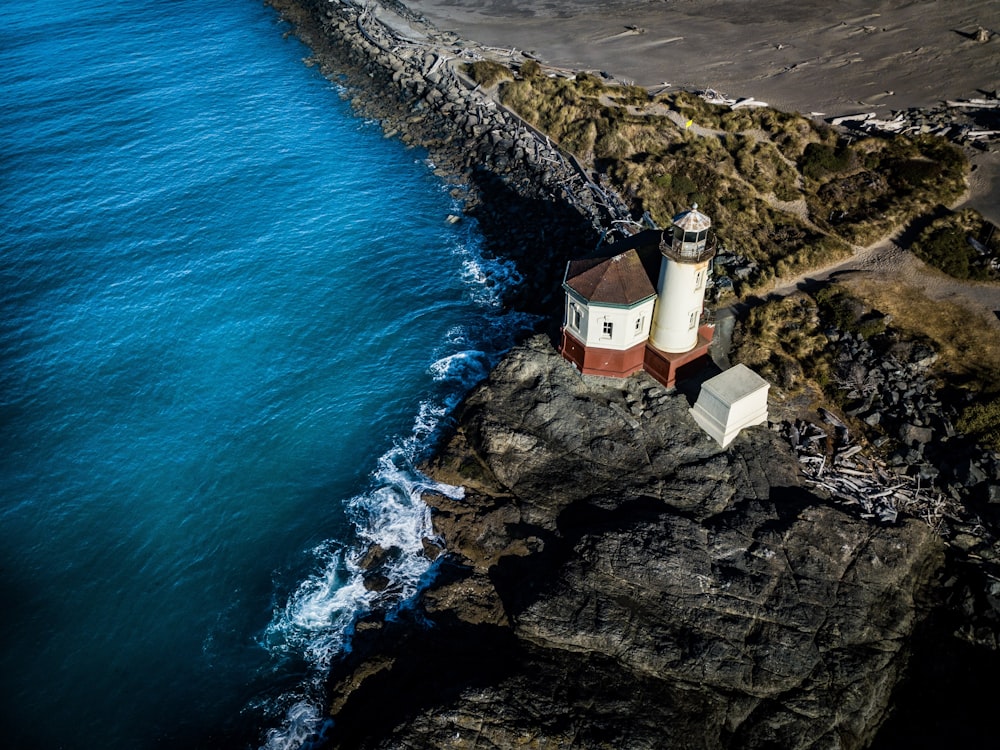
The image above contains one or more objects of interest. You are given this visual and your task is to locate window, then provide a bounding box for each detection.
[694,271,703,291]
[634,316,644,333]
[602,320,614,338]
[570,303,582,330]
[688,310,698,330]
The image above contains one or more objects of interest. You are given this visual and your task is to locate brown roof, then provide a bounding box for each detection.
[564,249,657,305]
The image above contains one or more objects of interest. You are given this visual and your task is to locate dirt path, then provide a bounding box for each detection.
[764,237,1000,332]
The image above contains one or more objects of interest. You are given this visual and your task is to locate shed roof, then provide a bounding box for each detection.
[564,249,657,306]
[702,363,769,403]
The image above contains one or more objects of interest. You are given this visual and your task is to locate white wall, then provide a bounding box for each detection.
[649,256,711,353]
[564,292,655,350]
[689,365,770,447]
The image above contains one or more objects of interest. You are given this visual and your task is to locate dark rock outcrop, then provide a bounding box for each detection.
[321,337,945,749]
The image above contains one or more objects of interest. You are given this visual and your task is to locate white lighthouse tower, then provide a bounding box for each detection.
[649,204,715,353]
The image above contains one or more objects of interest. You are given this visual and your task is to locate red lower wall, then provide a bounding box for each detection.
[560,325,714,387]
[560,330,647,378]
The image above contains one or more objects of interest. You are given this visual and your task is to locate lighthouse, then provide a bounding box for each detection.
[557,204,767,444]
[649,204,715,353]
[558,204,717,389]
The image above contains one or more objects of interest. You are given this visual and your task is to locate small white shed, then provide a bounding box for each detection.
[689,364,769,447]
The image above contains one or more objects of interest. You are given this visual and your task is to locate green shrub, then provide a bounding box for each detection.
[891,158,942,190]
[957,393,1000,451]
[814,286,865,330]
[800,142,852,180]
[912,209,997,281]
[917,225,972,277]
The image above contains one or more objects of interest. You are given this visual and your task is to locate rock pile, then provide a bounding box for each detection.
[772,321,1000,654]
[784,413,963,528]
[275,0,599,212]
[827,330,1000,512]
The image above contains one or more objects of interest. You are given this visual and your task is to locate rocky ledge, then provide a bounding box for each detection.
[326,336,946,749]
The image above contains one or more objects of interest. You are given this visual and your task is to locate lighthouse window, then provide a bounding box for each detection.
[694,271,704,291]
[634,316,644,332]
[570,304,582,330]
[602,320,614,338]
[688,310,698,330]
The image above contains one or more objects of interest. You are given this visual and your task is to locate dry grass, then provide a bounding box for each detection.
[844,276,1000,390]
[465,60,513,89]
[496,72,967,289]
[731,293,829,392]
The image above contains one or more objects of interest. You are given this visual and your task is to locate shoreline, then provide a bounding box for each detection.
[264,3,1000,748]
[267,0,611,318]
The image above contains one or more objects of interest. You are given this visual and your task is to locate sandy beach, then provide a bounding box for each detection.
[405,0,1000,221]
[405,1,998,114]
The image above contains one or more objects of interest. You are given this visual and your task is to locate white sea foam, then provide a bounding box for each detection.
[444,324,470,346]
[258,396,463,749]
[428,349,492,388]
[458,250,523,308]
[260,699,330,750]
[262,543,372,667]
[258,211,534,750]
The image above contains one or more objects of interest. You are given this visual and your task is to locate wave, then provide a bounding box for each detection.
[255,213,538,749]
[428,349,492,389]
[257,401,460,750]
[459,249,524,309]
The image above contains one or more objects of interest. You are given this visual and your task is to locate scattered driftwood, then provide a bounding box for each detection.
[946,98,1000,109]
[699,88,768,110]
[781,417,963,532]
[832,96,1000,150]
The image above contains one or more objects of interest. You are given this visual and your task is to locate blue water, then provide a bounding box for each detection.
[0,2,528,748]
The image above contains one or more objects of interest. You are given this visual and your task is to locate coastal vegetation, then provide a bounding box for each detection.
[465,59,513,89]
[729,286,885,395]
[956,394,1000,451]
[480,63,969,290]
[732,281,1000,450]
[730,293,830,392]
[910,208,1000,281]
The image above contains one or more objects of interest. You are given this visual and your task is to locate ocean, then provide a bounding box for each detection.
[0,1,529,747]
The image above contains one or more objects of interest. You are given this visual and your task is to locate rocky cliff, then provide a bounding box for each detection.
[326,336,945,749]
